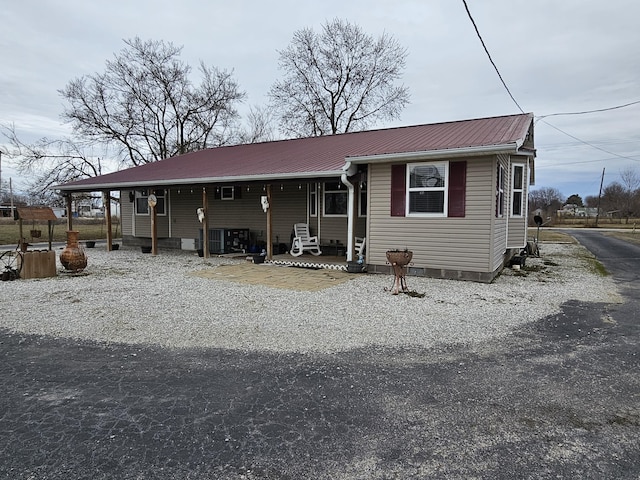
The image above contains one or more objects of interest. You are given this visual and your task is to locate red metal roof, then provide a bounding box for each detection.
[57,113,533,191]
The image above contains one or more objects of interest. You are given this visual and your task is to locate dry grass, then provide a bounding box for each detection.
[605,230,640,246]
[532,229,576,243]
[0,218,119,245]
[554,217,640,228]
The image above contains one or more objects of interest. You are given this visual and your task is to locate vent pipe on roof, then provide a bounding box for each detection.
[341,162,357,262]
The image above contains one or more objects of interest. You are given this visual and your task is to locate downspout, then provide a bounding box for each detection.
[505,155,510,255]
[341,162,357,262]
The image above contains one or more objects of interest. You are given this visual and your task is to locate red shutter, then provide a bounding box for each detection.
[448,161,466,217]
[390,164,406,216]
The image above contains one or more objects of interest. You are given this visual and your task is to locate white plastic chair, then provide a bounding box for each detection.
[355,236,366,257]
[290,223,322,257]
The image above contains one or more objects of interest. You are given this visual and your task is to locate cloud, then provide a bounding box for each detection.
[1,0,639,200]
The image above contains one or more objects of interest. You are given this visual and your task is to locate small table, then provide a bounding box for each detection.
[321,243,346,257]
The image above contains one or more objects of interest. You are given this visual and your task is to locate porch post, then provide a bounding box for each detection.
[202,187,209,259]
[266,184,273,260]
[341,173,355,262]
[316,183,321,250]
[104,191,113,251]
[65,194,73,231]
[151,203,158,255]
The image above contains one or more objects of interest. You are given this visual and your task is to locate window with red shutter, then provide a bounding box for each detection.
[391,161,467,217]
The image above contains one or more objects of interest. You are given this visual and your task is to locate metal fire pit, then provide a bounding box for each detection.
[386,250,413,295]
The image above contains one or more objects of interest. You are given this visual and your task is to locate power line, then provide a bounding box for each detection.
[461,0,525,113]
[540,119,640,163]
[535,100,640,122]
[461,1,638,165]
[536,157,635,168]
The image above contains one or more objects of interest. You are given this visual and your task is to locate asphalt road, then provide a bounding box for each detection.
[1,231,638,479]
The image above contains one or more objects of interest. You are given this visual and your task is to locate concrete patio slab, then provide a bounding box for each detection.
[190,262,359,291]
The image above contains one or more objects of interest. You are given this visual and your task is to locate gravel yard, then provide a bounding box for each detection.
[1,242,621,353]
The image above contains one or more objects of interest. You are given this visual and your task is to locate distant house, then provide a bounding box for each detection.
[558,205,599,218]
[55,113,536,282]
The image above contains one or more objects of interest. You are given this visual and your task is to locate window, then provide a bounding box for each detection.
[135,189,166,215]
[358,181,367,217]
[407,162,447,216]
[221,186,234,200]
[214,186,241,200]
[309,183,318,217]
[391,161,466,217]
[511,164,525,216]
[496,165,505,217]
[323,182,347,216]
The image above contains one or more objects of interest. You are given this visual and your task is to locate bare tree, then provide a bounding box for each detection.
[614,167,640,222]
[236,105,277,144]
[60,37,246,166]
[2,123,107,196]
[529,187,564,213]
[601,182,626,220]
[269,19,410,137]
[584,195,599,208]
[620,166,640,193]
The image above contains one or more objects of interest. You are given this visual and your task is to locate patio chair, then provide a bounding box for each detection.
[355,236,366,257]
[290,223,322,257]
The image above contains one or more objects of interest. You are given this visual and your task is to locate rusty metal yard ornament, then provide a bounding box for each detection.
[385,249,413,295]
[60,231,87,272]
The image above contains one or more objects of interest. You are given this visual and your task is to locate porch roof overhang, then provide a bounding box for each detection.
[54,169,347,193]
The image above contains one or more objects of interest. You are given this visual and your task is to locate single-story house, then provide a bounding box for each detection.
[55,113,536,282]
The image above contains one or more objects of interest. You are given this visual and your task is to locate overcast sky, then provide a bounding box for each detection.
[1,0,639,201]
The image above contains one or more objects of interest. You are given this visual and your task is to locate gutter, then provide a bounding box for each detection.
[347,143,521,164]
[53,170,347,193]
[341,162,358,262]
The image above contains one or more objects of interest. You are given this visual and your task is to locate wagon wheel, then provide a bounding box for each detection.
[1,250,24,280]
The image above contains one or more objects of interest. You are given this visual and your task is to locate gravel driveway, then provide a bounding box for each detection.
[1,242,621,352]
[1,240,638,479]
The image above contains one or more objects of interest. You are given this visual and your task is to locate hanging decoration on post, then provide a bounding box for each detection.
[197,208,205,223]
[260,196,270,213]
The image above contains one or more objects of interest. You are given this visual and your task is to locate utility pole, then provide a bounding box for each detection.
[595,167,605,228]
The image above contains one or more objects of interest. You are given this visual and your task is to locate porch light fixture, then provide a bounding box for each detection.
[128,191,135,202]
[280,184,283,191]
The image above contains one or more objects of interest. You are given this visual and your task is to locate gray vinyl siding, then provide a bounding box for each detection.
[121,192,133,236]
[168,185,307,248]
[315,217,365,246]
[368,157,496,274]
[168,189,205,245]
[132,201,170,238]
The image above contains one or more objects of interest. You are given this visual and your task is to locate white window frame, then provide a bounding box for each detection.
[221,186,235,200]
[135,189,166,216]
[406,161,448,217]
[323,181,348,217]
[496,165,505,218]
[511,163,525,217]
[358,181,367,217]
[309,183,318,217]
